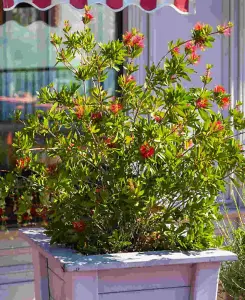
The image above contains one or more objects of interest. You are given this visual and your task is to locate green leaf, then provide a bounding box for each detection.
[199,109,210,122]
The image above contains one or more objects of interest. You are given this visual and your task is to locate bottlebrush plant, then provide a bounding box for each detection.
[0,8,244,254]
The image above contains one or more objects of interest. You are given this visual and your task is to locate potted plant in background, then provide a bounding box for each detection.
[216,183,245,300]
[0,6,244,300]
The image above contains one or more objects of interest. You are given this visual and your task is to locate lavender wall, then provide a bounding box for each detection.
[148,0,225,89]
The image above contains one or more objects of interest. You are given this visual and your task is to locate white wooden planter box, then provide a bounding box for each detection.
[19,228,237,300]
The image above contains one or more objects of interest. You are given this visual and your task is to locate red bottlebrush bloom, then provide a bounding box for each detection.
[194,22,204,31]
[220,97,230,108]
[223,27,231,36]
[123,31,133,45]
[85,12,93,21]
[82,11,94,24]
[214,85,226,94]
[140,143,155,159]
[172,47,180,54]
[154,115,162,123]
[47,164,57,174]
[196,43,206,51]
[91,112,102,120]
[0,208,4,216]
[219,24,232,36]
[73,220,86,233]
[16,157,30,169]
[190,53,200,65]
[75,105,84,119]
[131,34,145,48]
[213,120,224,131]
[185,41,196,53]
[110,103,123,114]
[104,137,116,148]
[123,31,144,48]
[125,75,135,84]
[196,98,208,109]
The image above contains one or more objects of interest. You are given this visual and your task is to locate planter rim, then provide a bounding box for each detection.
[19,228,237,272]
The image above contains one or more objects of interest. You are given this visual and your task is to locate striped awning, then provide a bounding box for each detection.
[3,0,195,14]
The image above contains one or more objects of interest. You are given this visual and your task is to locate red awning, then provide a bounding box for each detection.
[3,0,195,14]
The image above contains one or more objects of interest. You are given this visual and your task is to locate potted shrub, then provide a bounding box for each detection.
[0,7,243,300]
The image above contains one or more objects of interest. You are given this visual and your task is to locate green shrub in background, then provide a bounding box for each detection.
[218,185,245,299]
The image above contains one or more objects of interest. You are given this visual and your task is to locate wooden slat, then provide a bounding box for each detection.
[99,287,190,300]
[98,264,191,294]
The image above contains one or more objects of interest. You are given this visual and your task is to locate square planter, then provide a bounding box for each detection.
[19,228,237,300]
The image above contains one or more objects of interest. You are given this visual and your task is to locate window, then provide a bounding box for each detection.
[0,3,123,169]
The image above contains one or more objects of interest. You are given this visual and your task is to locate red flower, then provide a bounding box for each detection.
[220,24,232,36]
[91,112,102,120]
[75,106,84,119]
[213,120,224,131]
[154,115,162,123]
[0,208,4,216]
[82,11,94,24]
[172,47,180,54]
[73,220,86,233]
[140,143,155,159]
[85,12,93,20]
[223,27,231,36]
[190,53,200,65]
[123,31,145,48]
[194,22,204,31]
[104,137,116,148]
[125,75,135,84]
[185,41,196,53]
[131,34,145,48]
[196,99,208,109]
[47,164,57,174]
[123,31,133,45]
[214,85,226,94]
[16,157,31,169]
[110,103,123,114]
[220,97,230,108]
